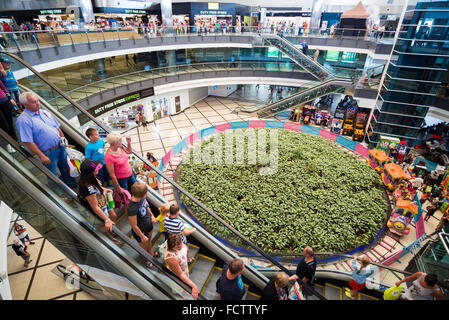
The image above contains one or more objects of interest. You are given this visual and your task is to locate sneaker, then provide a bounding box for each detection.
[6,144,16,153]
[345,288,355,299]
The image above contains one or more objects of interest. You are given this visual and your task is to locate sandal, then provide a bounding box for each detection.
[188,257,195,265]
[152,251,161,258]
[145,261,157,270]
[112,238,121,245]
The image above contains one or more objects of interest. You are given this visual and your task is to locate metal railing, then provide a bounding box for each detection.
[0,26,399,54]
[40,61,307,106]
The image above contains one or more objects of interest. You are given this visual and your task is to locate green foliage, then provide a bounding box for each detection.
[177,129,387,253]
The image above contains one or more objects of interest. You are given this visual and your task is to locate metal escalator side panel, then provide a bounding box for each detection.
[0,134,201,300]
[0,154,171,300]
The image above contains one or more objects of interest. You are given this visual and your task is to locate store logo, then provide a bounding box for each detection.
[183,128,279,175]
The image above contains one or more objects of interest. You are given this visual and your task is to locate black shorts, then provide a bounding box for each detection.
[132,224,153,243]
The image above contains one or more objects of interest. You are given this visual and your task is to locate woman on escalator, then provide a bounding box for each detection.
[104,132,136,194]
[163,233,199,299]
[78,159,120,245]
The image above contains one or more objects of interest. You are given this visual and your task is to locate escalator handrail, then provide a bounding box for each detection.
[256,77,353,116]
[0,127,205,300]
[5,51,326,300]
[240,252,414,277]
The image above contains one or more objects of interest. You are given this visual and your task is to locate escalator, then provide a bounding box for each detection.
[1,52,329,300]
[256,78,353,118]
[260,34,335,82]
[248,253,418,300]
[251,34,357,119]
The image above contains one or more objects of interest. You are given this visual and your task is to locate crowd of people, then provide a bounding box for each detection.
[418,121,449,140]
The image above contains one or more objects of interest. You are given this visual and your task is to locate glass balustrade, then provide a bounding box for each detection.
[257,81,348,118]
[0,27,397,54]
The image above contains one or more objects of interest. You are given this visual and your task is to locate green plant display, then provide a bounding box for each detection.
[177,128,387,253]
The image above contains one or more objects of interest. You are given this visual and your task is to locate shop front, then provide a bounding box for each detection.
[93,7,149,27]
[79,87,195,133]
[190,2,238,28]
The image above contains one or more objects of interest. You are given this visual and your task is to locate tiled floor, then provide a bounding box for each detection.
[122,95,260,162]
[6,211,95,300]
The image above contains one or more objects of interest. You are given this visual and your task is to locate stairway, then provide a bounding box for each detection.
[115,213,261,300]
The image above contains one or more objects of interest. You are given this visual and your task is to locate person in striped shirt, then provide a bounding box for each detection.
[164,204,196,263]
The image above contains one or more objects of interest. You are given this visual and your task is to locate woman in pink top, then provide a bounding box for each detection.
[104,132,136,194]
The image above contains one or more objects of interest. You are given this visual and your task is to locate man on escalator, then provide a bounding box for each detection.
[15,92,77,188]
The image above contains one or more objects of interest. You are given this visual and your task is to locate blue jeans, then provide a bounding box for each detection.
[43,145,77,188]
[97,164,111,186]
[117,172,137,192]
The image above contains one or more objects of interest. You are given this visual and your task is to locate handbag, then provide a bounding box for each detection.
[66,146,85,162]
[67,157,79,178]
[288,281,304,300]
[383,284,403,300]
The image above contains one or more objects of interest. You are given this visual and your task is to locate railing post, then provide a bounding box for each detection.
[68,30,74,47]
[85,30,91,49]
[11,34,22,54]
[101,29,106,47]
[50,31,58,47]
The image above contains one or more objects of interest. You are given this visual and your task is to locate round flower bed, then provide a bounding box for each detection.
[176,128,388,253]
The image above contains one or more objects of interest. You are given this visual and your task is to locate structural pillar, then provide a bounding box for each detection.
[310,0,324,29]
[161,0,173,27]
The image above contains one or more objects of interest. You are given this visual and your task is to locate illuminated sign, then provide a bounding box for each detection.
[40,9,63,14]
[208,3,219,10]
[341,51,356,63]
[199,10,229,15]
[124,9,146,14]
[326,50,339,61]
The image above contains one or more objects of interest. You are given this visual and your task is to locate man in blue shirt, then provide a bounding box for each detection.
[16,92,77,188]
[217,258,245,300]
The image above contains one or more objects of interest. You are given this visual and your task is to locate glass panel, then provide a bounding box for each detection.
[0,133,195,300]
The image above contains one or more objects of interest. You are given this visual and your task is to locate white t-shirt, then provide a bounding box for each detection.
[412,177,424,188]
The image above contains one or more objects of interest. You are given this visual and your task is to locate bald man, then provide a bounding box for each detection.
[289,246,317,296]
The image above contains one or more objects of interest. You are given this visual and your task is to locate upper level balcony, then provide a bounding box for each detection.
[0,26,394,72]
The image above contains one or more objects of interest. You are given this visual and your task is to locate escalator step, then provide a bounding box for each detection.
[306,284,324,300]
[324,283,342,300]
[189,254,216,292]
[245,291,261,300]
[360,292,380,300]
[188,243,200,261]
[152,232,165,251]
[201,266,222,300]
